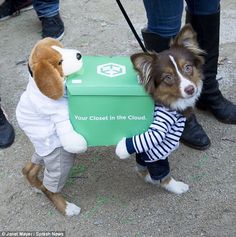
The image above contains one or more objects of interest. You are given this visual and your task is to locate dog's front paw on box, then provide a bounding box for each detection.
[115,137,130,159]
[60,131,87,154]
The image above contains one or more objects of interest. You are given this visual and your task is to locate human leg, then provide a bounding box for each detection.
[33,0,64,40]
[33,0,58,18]
[0,103,15,148]
[143,0,183,37]
[142,0,183,52]
[185,0,236,124]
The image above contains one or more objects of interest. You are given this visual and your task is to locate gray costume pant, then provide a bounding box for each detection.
[31,147,75,193]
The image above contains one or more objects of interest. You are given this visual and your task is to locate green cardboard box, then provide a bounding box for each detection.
[66,56,154,146]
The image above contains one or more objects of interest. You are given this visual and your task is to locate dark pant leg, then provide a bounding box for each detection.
[136,153,147,167]
[136,152,170,181]
[142,0,184,37]
[185,0,220,15]
[33,0,59,18]
[185,0,220,95]
[146,158,170,181]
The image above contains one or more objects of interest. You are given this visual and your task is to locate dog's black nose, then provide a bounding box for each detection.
[184,85,195,95]
[76,53,82,60]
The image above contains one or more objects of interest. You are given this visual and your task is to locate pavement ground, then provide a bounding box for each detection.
[0,0,235,237]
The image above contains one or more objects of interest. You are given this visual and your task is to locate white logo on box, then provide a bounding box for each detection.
[97,63,126,78]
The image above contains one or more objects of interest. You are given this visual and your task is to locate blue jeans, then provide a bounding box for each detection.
[33,0,59,18]
[143,0,220,37]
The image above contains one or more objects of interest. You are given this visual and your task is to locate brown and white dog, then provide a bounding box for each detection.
[116,24,205,194]
[16,38,87,216]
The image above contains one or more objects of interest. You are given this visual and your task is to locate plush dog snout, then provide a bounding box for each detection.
[76,53,82,60]
[184,85,195,95]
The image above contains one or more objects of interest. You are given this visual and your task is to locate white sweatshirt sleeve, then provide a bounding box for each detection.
[38,97,87,154]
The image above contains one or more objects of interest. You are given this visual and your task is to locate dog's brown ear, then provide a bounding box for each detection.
[130,52,157,85]
[32,60,64,100]
[171,24,197,48]
[171,24,205,56]
[171,24,205,66]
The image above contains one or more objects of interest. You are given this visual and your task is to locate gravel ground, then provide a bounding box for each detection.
[0,0,235,237]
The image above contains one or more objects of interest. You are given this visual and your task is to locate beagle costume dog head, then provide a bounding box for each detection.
[29,37,83,100]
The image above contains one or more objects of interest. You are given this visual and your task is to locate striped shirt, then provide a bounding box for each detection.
[126,104,186,162]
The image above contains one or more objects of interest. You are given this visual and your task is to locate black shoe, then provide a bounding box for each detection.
[0,0,32,21]
[197,92,236,124]
[41,13,64,40]
[180,114,211,150]
[141,28,172,53]
[0,107,15,149]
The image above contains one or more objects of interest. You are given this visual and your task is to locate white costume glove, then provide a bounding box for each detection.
[60,131,87,154]
[115,137,130,159]
[56,120,87,154]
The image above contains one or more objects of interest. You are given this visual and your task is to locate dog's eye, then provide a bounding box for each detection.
[163,74,174,85]
[183,64,193,74]
[58,60,63,66]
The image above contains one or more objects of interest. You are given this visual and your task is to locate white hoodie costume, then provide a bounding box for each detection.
[16,75,74,156]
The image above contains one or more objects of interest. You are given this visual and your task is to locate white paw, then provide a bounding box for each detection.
[65,201,81,217]
[115,137,130,159]
[61,132,87,154]
[162,178,189,194]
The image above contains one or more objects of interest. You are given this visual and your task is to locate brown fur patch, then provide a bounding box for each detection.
[41,187,67,215]
[29,37,65,100]
[22,161,68,215]
[160,176,172,186]
[22,162,42,189]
